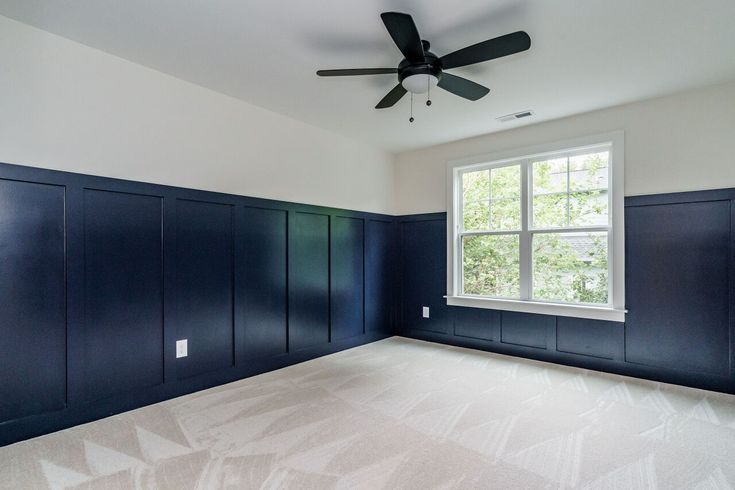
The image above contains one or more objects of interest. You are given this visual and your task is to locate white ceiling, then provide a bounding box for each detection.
[1,0,734,153]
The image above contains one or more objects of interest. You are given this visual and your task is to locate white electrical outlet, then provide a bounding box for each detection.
[422,306,430,318]
[176,339,188,358]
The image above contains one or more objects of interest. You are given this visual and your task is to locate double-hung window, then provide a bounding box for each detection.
[447,132,625,321]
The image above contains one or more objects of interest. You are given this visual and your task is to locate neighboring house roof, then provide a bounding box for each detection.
[561,234,599,262]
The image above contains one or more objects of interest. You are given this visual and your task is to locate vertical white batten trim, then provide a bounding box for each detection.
[446,130,626,322]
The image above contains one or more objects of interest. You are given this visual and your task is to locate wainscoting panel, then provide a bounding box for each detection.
[500,311,551,349]
[625,200,731,376]
[400,217,448,335]
[556,317,620,360]
[241,206,288,360]
[0,179,66,423]
[365,219,395,335]
[175,199,235,379]
[81,189,164,400]
[452,307,500,342]
[331,216,365,341]
[289,212,330,351]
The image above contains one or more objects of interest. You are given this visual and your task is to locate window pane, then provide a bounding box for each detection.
[533,151,610,229]
[532,193,567,228]
[532,232,608,304]
[489,165,521,230]
[569,151,608,191]
[569,190,608,227]
[462,234,520,298]
[463,200,489,231]
[462,169,489,231]
[569,150,609,226]
[463,166,520,232]
[462,169,489,204]
[491,165,521,198]
[532,157,567,194]
[532,157,568,228]
[490,198,521,230]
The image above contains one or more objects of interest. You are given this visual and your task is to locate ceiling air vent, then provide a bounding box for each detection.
[497,110,534,123]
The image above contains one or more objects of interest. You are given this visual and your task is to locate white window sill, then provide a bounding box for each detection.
[445,295,626,322]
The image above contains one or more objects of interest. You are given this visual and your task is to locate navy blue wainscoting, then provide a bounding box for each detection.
[175,199,235,379]
[397,191,735,395]
[400,217,449,335]
[365,219,397,335]
[240,206,288,360]
[625,200,731,376]
[80,189,165,400]
[331,216,365,341]
[0,162,396,446]
[4,157,734,446]
[289,212,331,350]
[0,180,66,423]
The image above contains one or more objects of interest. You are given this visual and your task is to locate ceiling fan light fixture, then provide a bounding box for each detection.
[401,73,438,94]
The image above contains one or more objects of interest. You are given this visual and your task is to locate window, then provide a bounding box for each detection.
[446,132,625,322]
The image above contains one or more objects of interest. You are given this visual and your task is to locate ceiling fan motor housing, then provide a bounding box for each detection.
[397,49,442,82]
[398,48,442,94]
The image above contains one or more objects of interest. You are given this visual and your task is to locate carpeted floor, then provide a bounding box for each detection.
[1,337,735,489]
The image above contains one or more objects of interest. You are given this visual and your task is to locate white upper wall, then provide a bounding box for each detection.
[393,81,735,215]
[3,15,734,218]
[0,16,395,214]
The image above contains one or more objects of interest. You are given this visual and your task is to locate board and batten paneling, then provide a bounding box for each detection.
[365,219,395,335]
[241,206,288,360]
[556,317,620,360]
[175,199,235,379]
[0,162,394,447]
[500,312,552,350]
[625,200,731,376]
[452,307,500,342]
[289,212,330,350]
[0,179,66,423]
[400,218,448,335]
[81,189,164,400]
[331,216,365,341]
[398,194,735,394]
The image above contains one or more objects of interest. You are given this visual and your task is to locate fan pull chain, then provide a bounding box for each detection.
[409,93,414,123]
[426,77,432,106]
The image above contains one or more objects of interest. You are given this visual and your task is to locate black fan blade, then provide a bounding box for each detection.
[380,12,424,62]
[316,68,397,76]
[375,84,407,109]
[437,73,490,101]
[440,31,531,69]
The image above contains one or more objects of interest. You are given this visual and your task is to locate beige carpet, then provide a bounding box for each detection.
[1,337,735,489]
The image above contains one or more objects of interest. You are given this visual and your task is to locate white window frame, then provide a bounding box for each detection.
[446,131,626,322]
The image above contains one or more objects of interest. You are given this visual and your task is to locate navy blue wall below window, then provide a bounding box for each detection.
[0,162,395,446]
[398,189,735,396]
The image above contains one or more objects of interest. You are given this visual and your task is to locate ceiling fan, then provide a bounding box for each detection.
[316,12,531,114]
